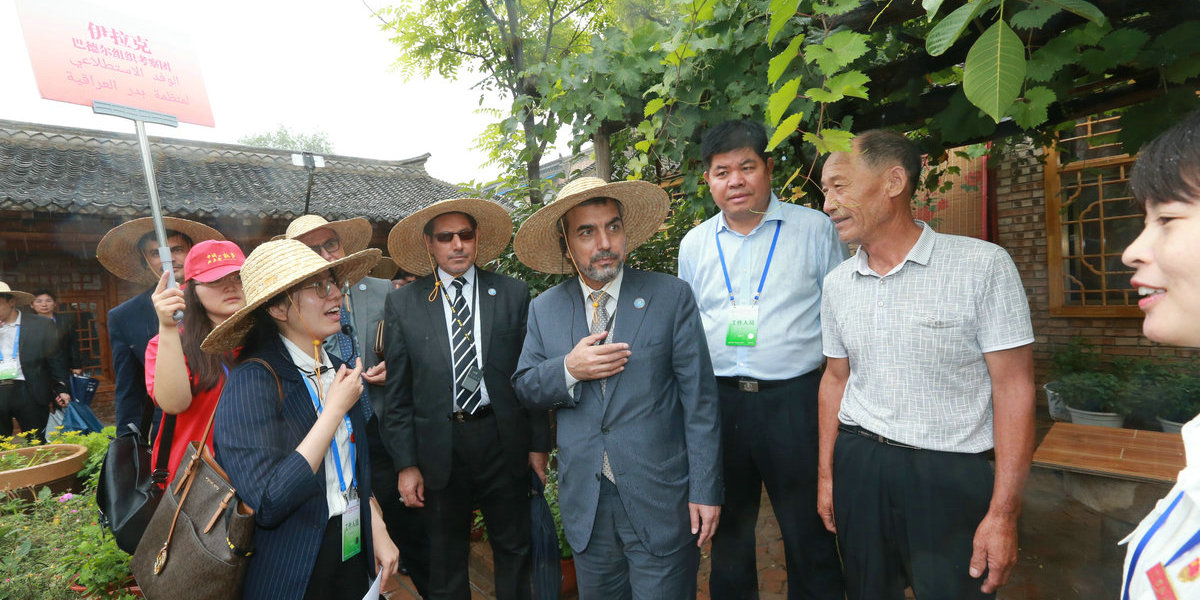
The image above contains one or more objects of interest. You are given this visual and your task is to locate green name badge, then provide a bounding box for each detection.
[0,359,18,381]
[725,305,760,346]
[342,493,362,561]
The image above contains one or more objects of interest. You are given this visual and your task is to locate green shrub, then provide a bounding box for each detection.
[1058,372,1125,413]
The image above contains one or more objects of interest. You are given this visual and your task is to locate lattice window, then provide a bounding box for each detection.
[1045,115,1142,317]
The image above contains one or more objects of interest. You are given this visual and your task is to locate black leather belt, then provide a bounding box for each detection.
[838,424,922,450]
[448,404,494,423]
[716,376,793,393]
[0,379,17,387]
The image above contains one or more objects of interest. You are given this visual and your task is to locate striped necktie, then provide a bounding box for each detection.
[590,289,616,483]
[451,277,482,414]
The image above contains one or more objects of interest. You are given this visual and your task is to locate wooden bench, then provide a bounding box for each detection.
[1032,422,1186,484]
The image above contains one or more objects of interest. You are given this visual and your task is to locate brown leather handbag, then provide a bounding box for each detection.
[130,358,280,599]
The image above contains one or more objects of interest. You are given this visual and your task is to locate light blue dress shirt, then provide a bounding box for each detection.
[678,195,847,380]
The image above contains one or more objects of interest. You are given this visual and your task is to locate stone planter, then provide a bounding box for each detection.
[1044,382,1070,421]
[0,443,88,499]
[1066,406,1125,428]
[1158,416,1186,434]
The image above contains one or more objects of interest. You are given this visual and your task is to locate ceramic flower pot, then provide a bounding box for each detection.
[0,443,87,499]
[1158,416,1186,434]
[560,556,577,596]
[1066,406,1125,428]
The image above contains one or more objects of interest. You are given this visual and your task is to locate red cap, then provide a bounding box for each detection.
[184,240,245,283]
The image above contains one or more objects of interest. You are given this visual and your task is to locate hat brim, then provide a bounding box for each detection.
[272,217,374,255]
[513,181,670,274]
[200,248,382,354]
[2,291,35,305]
[192,263,243,284]
[387,198,513,276]
[97,217,225,286]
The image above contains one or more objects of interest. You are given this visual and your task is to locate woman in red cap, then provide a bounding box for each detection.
[146,239,247,484]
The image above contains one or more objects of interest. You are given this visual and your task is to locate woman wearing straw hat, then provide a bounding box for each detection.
[0,281,70,439]
[201,240,398,600]
[1119,111,1200,599]
[512,177,722,599]
[144,240,246,485]
[98,217,223,439]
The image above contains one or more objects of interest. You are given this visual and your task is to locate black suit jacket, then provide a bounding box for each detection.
[51,312,83,371]
[16,311,69,409]
[380,269,550,490]
[107,289,158,435]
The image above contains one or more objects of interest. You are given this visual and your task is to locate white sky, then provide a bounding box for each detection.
[0,0,571,184]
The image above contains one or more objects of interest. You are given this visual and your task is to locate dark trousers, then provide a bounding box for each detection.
[0,381,47,439]
[367,414,432,596]
[833,429,995,600]
[303,514,370,600]
[709,371,844,600]
[422,412,532,600]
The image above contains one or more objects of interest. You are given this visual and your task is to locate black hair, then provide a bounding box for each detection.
[136,229,195,268]
[854,129,923,198]
[181,284,236,391]
[1130,110,1200,208]
[31,289,56,300]
[701,120,770,169]
[423,212,479,237]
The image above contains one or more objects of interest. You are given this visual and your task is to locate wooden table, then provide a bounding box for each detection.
[1032,422,1186,484]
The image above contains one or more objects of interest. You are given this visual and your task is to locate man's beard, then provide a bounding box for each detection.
[580,250,622,283]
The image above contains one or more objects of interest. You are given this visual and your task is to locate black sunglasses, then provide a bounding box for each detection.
[432,229,476,243]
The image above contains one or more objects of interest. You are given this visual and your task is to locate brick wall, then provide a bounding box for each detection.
[991,143,1199,394]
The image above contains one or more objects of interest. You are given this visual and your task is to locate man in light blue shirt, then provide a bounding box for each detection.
[678,120,847,600]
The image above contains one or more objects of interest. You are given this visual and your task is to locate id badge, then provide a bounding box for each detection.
[461,363,483,393]
[725,305,760,346]
[342,491,362,561]
[0,358,18,381]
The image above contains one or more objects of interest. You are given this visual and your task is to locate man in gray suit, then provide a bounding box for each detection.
[514,177,723,599]
[279,214,431,595]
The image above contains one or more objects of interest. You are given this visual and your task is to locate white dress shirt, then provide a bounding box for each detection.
[564,266,624,394]
[436,266,491,409]
[0,310,25,381]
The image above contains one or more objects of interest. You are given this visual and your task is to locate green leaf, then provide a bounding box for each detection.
[644,97,666,117]
[768,77,802,126]
[1164,54,1200,84]
[768,35,805,86]
[767,113,804,151]
[802,128,856,154]
[1010,1,1062,30]
[963,20,1027,123]
[1008,86,1056,128]
[804,31,870,73]
[634,140,653,152]
[1040,0,1106,25]
[811,0,860,16]
[805,87,842,103]
[1079,28,1150,73]
[1027,35,1076,81]
[926,0,998,57]
[767,0,801,46]
[825,70,870,100]
[690,0,717,22]
[923,0,947,20]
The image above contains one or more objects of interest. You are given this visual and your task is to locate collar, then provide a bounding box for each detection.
[854,220,936,277]
[279,333,333,376]
[716,193,784,236]
[577,265,624,304]
[437,265,478,298]
[0,309,21,328]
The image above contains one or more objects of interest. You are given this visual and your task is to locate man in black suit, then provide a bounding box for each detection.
[0,282,70,439]
[380,198,550,600]
[96,217,221,437]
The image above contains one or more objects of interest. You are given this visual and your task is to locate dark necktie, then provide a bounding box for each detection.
[451,277,482,414]
[338,297,373,420]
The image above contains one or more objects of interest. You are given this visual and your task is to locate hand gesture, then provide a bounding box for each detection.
[397,466,425,508]
[565,331,630,381]
[325,358,364,417]
[150,271,185,328]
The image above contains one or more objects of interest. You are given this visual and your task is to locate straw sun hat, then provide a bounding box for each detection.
[201,239,381,354]
[514,177,670,274]
[273,215,373,254]
[96,217,224,286]
[387,198,513,276]
[0,281,34,305]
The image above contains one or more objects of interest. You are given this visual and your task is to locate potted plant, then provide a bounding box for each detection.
[1148,373,1200,434]
[0,431,89,501]
[1058,372,1127,427]
[543,450,575,596]
[1045,337,1102,421]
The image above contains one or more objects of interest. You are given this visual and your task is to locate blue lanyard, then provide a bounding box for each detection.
[300,371,357,494]
[716,220,782,306]
[1124,491,1192,600]
[0,324,18,362]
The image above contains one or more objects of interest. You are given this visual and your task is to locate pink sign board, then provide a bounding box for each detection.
[15,0,215,126]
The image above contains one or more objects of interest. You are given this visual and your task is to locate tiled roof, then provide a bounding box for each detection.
[0,119,464,221]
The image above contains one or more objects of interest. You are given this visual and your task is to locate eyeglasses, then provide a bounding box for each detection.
[295,278,341,299]
[308,237,342,256]
[196,273,242,288]
[431,229,476,243]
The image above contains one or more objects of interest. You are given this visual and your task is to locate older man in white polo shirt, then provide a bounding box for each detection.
[816,130,1035,600]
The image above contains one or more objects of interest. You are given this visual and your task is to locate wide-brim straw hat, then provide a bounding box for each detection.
[0,282,34,305]
[514,177,670,274]
[369,256,399,280]
[273,215,373,254]
[96,217,224,286]
[387,198,513,276]
[201,239,381,354]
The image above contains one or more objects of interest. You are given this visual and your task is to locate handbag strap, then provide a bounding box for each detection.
[154,356,283,574]
[152,415,176,483]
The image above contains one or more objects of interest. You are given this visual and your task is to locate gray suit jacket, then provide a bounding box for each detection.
[325,276,391,412]
[514,267,723,556]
